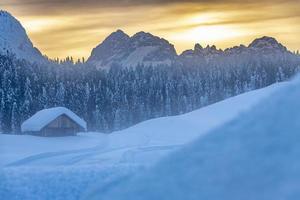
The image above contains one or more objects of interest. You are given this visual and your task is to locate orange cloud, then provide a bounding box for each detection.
[1,1,299,59]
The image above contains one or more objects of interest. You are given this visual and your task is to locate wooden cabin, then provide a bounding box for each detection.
[21,107,87,137]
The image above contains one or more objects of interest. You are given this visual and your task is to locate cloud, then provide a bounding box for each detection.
[1,0,299,59]
[1,0,299,15]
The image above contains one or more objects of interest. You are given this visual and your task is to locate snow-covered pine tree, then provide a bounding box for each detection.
[55,82,65,106]
[20,77,32,123]
[0,89,4,132]
[11,101,19,134]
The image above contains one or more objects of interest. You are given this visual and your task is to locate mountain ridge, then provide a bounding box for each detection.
[0,10,295,67]
[87,29,177,69]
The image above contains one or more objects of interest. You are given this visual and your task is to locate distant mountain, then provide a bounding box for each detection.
[87,30,177,68]
[0,11,46,63]
[248,36,288,53]
[0,10,293,68]
[88,29,291,69]
[180,36,291,62]
[180,43,223,60]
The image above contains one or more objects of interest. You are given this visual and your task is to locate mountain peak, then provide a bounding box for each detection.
[133,31,153,38]
[194,43,203,51]
[249,36,287,52]
[0,10,12,17]
[88,30,177,68]
[0,10,16,19]
[105,29,130,42]
[208,45,217,51]
[0,10,46,63]
[0,10,24,32]
[115,29,126,34]
[131,31,162,44]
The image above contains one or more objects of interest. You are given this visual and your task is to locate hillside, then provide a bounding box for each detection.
[92,76,300,200]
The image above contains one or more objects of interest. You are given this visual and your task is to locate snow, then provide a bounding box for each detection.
[123,45,172,67]
[0,82,286,199]
[21,107,87,132]
[0,133,102,166]
[0,11,45,63]
[91,77,300,200]
[124,46,157,67]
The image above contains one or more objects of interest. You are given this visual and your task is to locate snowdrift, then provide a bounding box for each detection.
[92,77,300,200]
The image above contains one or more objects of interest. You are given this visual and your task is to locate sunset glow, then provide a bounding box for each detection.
[1,0,299,59]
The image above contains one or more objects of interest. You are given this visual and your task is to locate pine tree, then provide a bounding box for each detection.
[0,48,299,133]
[21,77,32,122]
[0,89,4,132]
[113,109,122,130]
[165,84,172,116]
[276,67,285,82]
[56,82,65,106]
[83,83,90,120]
[11,102,18,134]
[40,87,48,109]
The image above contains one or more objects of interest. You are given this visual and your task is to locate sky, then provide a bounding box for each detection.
[1,0,300,59]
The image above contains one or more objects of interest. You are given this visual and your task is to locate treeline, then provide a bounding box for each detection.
[0,51,299,133]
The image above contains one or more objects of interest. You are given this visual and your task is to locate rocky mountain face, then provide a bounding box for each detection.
[0,10,46,63]
[248,36,288,53]
[87,30,177,68]
[180,43,223,61]
[180,36,291,62]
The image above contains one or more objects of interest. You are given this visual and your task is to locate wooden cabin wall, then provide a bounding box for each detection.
[47,115,79,129]
[41,114,83,136]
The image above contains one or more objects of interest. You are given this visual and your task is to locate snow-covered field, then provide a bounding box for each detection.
[0,83,286,200]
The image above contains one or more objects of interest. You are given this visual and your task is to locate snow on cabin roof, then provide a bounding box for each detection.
[21,107,87,132]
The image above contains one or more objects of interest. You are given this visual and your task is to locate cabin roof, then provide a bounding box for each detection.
[21,107,87,132]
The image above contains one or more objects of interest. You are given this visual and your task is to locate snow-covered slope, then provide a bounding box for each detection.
[95,77,300,200]
[0,83,285,200]
[0,11,46,63]
[87,30,177,69]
